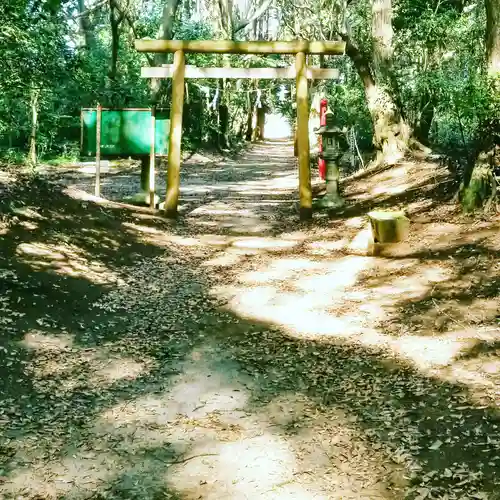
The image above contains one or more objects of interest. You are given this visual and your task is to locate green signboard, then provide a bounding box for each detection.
[81,108,170,157]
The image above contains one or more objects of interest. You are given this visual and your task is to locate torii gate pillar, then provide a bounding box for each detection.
[164,50,185,218]
[295,51,312,220]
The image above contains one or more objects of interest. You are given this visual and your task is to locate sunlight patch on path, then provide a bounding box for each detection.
[211,255,374,338]
[208,242,498,400]
[94,346,397,500]
[20,330,154,388]
[16,242,122,285]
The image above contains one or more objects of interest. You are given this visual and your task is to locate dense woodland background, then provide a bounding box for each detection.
[1,0,499,209]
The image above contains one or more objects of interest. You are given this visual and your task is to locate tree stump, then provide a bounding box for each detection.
[460,149,498,213]
[368,210,409,244]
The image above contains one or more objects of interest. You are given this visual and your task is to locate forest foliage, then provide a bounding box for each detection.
[0,0,498,205]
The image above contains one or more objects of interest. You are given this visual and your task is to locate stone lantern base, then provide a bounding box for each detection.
[314,158,345,210]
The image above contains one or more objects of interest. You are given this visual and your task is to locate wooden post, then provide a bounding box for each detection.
[165,50,185,217]
[80,110,83,152]
[95,103,102,197]
[295,52,312,220]
[149,105,156,209]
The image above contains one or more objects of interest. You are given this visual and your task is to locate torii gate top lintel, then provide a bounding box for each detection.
[135,39,346,56]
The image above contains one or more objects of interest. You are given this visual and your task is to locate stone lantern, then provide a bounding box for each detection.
[314,109,348,210]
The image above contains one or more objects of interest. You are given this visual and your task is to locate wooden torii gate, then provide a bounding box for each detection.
[135,39,345,220]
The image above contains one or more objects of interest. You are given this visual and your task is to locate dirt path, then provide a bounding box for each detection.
[1,142,499,499]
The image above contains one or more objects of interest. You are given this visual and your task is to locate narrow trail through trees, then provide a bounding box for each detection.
[178,140,300,234]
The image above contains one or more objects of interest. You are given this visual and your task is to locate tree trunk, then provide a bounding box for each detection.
[368,83,410,164]
[28,89,40,165]
[218,0,234,35]
[245,91,254,141]
[151,0,181,101]
[485,0,500,76]
[77,0,95,48]
[157,0,181,62]
[214,0,273,149]
[140,156,150,192]
[370,0,409,162]
[340,0,409,165]
[414,95,435,146]
[246,80,265,142]
[108,0,122,83]
[342,33,409,165]
[217,53,233,150]
[461,151,497,212]
[146,0,181,194]
[219,103,230,149]
[250,102,260,142]
[213,0,233,150]
[256,107,265,140]
[233,0,273,34]
[371,0,393,75]
[371,0,406,116]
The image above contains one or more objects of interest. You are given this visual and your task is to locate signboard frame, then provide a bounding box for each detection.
[80,107,170,157]
[80,106,168,208]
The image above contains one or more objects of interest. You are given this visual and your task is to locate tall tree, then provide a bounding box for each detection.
[339,1,409,164]
[108,0,125,82]
[150,0,182,101]
[278,0,411,163]
[76,0,97,48]
[213,0,273,149]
